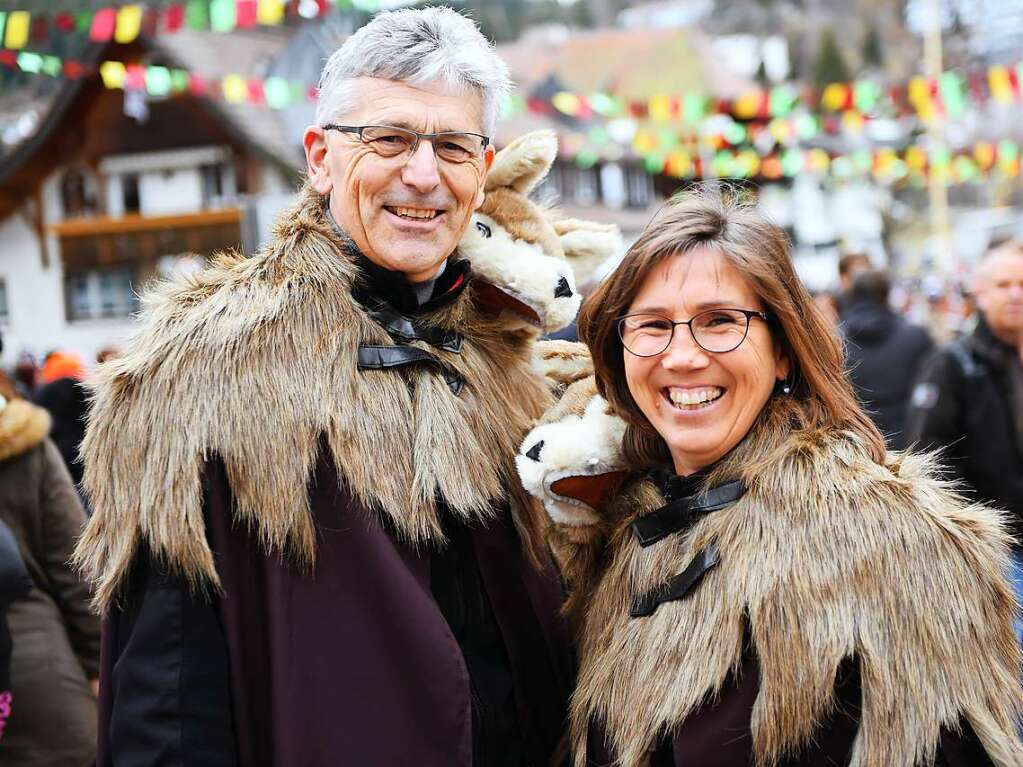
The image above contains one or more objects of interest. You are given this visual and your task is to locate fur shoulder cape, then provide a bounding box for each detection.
[75,185,558,610]
[566,398,1023,767]
[0,398,51,462]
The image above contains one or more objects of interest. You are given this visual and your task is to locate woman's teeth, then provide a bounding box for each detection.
[389,206,439,220]
[667,387,724,409]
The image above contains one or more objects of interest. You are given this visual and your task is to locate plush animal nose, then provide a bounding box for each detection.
[525,440,545,462]
[554,277,573,299]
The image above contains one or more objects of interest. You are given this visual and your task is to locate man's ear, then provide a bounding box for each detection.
[303,126,333,195]
[473,144,496,210]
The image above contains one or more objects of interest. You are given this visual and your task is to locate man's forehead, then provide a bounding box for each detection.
[342,76,484,131]
[977,249,1023,283]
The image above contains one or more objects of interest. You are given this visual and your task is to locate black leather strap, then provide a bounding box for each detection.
[357,345,465,395]
[630,544,720,618]
[631,479,746,547]
[366,305,463,353]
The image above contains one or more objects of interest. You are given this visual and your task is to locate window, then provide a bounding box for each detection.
[572,166,599,206]
[200,164,224,207]
[122,173,140,214]
[65,268,137,321]
[626,165,652,208]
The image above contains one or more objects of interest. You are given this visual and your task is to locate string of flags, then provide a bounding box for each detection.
[2,5,1022,124]
[0,0,378,50]
[503,62,1023,125]
[3,45,1020,187]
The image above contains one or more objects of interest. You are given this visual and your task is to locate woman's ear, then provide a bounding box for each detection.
[773,343,791,382]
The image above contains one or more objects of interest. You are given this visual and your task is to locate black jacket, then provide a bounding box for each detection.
[841,300,933,450]
[905,315,1023,534]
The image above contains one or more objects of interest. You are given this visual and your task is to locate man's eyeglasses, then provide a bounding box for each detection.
[323,124,490,164]
[618,309,771,357]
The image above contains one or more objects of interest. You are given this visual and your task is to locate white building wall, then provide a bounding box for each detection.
[139,167,203,216]
[0,171,134,368]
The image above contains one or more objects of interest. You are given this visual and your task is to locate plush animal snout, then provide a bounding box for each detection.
[525,440,544,461]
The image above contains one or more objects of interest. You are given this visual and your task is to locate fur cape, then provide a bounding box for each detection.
[536,387,1023,767]
[73,176,605,610]
[0,397,51,461]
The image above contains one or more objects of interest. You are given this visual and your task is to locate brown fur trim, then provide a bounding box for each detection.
[564,397,1023,766]
[533,341,593,391]
[0,399,51,461]
[74,184,554,611]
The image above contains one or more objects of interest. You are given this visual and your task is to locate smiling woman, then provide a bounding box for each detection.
[518,188,1023,766]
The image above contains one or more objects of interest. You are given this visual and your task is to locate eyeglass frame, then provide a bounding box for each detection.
[322,124,491,162]
[617,308,772,357]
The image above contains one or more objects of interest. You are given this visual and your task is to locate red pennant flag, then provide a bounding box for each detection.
[968,71,986,104]
[316,0,329,14]
[63,60,85,78]
[237,1,258,28]
[125,64,146,90]
[164,5,184,31]
[30,14,49,43]
[306,86,318,102]
[142,8,160,37]
[90,8,117,42]
[0,50,16,68]
[55,12,76,32]
[247,78,265,103]
[189,73,208,95]
[1008,68,1021,100]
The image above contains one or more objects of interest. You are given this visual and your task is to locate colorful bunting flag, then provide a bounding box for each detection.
[4,10,30,49]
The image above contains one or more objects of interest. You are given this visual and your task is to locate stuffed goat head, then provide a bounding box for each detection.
[459,130,621,334]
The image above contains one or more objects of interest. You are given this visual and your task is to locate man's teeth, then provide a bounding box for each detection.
[668,387,723,407]
[390,206,439,220]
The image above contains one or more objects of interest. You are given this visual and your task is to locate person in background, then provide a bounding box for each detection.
[906,239,1023,634]
[835,251,871,314]
[0,376,99,766]
[842,269,934,449]
[33,352,88,490]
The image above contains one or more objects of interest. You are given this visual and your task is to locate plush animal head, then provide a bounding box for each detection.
[459,130,622,333]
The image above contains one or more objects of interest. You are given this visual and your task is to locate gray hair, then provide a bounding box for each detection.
[315,7,510,136]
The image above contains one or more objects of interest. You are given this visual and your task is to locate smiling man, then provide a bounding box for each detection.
[74,9,573,766]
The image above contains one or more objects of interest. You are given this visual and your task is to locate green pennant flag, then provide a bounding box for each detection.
[186,0,210,30]
[210,0,237,32]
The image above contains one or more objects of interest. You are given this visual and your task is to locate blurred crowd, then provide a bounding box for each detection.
[0,343,118,765]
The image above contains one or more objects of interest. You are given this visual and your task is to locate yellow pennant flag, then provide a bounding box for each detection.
[988,66,1012,104]
[4,11,30,50]
[115,6,143,44]
[258,0,286,25]
[99,61,127,90]
[648,94,672,123]
[222,75,249,103]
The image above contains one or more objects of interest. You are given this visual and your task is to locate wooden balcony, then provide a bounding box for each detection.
[52,208,242,271]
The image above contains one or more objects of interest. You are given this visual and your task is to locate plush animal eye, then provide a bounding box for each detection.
[475,221,492,238]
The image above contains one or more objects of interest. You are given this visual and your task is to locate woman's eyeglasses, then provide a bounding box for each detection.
[617,309,771,357]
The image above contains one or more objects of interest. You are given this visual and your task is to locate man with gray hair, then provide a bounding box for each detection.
[75,9,575,765]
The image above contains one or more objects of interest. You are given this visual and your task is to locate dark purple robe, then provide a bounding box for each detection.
[96,453,572,766]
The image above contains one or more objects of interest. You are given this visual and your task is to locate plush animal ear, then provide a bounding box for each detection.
[553,219,622,286]
[485,130,558,195]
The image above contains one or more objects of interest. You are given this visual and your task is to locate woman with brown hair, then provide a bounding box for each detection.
[517,190,1023,766]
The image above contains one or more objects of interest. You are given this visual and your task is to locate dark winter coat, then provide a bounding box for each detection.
[841,298,934,449]
[76,185,583,766]
[0,398,98,766]
[905,314,1023,533]
[33,376,88,487]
